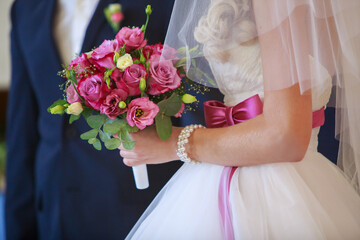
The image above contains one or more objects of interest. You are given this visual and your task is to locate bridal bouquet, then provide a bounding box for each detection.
[48,5,198,189]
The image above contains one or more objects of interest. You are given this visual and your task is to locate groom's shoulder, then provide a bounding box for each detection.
[11,0,46,22]
[11,0,43,13]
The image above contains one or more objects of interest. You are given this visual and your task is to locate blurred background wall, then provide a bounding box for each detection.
[0,0,13,186]
[0,0,14,238]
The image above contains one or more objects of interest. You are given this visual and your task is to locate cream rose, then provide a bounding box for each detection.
[116,53,133,71]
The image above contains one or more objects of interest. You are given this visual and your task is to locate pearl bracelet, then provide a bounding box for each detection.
[176,124,205,164]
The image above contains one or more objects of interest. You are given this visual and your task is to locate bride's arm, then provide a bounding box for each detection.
[120,82,312,167]
[190,84,312,166]
[119,4,318,167]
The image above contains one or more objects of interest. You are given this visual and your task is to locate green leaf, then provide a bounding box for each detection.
[122,141,136,150]
[174,57,187,68]
[191,58,197,68]
[106,77,111,88]
[104,8,111,19]
[88,138,97,144]
[99,130,111,142]
[80,129,99,140]
[120,129,136,150]
[69,70,78,84]
[155,113,172,141]
[47,99,67,113]
[104,138,122,150]
[123,123,139,133]
[93,139,102,151]
[87,115,107,129]
[103,119,125,135]
[157,93,182,116]
[120,129,132,142]
[69,114,81,124]
[81,107,92,119]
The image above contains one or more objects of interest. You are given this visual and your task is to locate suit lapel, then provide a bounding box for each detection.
[81,0,114,53]
[47,0,63,69]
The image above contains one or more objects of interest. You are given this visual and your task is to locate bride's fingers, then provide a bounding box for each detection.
[123,158,146,167]
[119,150,140,159]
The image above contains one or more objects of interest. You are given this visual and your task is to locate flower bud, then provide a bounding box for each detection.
[50,105,66,115]
[65,70,71,80]
[66,102,83,115]
[140,52,146,64]
[145,5,152,15]
[113,51,120,64]
[118,101,127,109]
[108,3,122,13]
[139,78,146,92]
[181,94,197,104]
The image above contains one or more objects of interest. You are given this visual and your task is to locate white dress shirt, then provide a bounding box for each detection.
[54,0,100,64]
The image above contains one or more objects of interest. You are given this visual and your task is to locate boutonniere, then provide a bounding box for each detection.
[104,3,124,33]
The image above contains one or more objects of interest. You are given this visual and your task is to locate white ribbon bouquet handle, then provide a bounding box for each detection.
[132,164,149,189]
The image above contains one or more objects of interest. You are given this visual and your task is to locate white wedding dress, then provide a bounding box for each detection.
[126,40,360,239]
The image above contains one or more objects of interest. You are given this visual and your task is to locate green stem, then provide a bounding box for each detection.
[71,81,85,102]
[143,13,150,36]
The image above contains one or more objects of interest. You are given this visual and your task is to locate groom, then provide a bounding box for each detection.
[5,0,222,239]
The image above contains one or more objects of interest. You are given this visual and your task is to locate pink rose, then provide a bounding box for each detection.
[111,12,124,23]
[110,68,123,82]
[66,84,81,104]
[174,102,185,118]
[126,97,159,130]
[115,79,129,93]
[147,55,181,95]
[115,27,147,52]
[122,64,147,96]
[69,53,93,79]
[162,44,178,63]
[143,43,163,59]
[91,40,120,69]
[100,88,128,120]
[78,74,110,110]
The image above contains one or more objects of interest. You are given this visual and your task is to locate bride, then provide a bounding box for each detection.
[122,0,360,239]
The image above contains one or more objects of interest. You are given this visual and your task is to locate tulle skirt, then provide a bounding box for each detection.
[126,149,360,240]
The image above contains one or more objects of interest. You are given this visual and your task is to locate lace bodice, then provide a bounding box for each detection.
[210,41,332,108]
[209,41,332,151]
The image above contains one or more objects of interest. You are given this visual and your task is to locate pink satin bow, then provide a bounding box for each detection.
[204,94,325,240]
[204,94,263,128]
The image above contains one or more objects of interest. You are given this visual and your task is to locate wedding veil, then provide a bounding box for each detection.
[161,0,360,193]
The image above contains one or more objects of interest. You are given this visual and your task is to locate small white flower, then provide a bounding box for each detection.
[116,53,134,71]
[85,51,93,59]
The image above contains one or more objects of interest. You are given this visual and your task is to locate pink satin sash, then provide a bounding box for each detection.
[204,94,325,240]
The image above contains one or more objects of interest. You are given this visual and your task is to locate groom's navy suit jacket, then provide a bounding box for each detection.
[6,0,224,239]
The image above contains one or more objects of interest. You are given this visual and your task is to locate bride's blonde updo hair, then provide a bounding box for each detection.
[194,0,257,61]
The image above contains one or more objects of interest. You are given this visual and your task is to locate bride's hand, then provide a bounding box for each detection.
[118,126,181,167]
